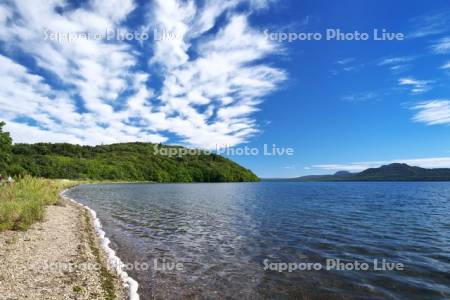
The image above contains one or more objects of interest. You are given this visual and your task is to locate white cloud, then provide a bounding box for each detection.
[441,61,450,69]
[411,100,450,125]
[0,2,170,145]
[311,163,375,172]
[398,77,433,94]
[149,0,286,148]
[311,157,450,172]
[0,0,285,148]
[431,37,450,54]
[0,54,168,145]
[331,57,364,75]
[335,58,354,65]
[409,10,450,38]
[378,56,415,71]
[378,56,415,66]
[341,92,378,103]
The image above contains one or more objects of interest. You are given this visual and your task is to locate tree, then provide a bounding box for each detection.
[0,121,12,173]
[9,141,260,182]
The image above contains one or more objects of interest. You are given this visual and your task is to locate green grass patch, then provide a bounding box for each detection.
[0,176,77,231]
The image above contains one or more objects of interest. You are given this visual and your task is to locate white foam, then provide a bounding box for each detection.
[61,188,140,300]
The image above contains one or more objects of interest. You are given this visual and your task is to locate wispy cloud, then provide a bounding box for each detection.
[284,165,296,169]
[411,100,450,125]
[378,56,415,66]
[378,56,416,72]
[0,0,285,148]
[0,0,165,145]
[149,0,286,148]
[311,157,450,172]
[341,92,378,103]
[441,61,450,69]
[398,77,433,94]
[409,10,450,38]
[431,36,450,54]
[335,58,355,65]
[331,57,363,75]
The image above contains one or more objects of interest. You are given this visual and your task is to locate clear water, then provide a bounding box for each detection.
[66,182,450,299]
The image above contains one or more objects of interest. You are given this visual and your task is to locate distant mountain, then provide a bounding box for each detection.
[351,163,450,181]
[333,171,353,176]
[283,163,450,182]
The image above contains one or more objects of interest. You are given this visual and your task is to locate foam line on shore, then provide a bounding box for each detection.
[61,188,140,300]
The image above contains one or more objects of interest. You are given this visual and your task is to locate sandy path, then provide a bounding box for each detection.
[0,199,126,300]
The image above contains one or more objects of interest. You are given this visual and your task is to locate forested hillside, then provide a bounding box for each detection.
[8,143,259,182]
[0,122,258,182]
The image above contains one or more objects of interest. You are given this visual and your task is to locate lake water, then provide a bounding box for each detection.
[65,182,450,299]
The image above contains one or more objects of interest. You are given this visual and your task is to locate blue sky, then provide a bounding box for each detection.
[0,0,450,177]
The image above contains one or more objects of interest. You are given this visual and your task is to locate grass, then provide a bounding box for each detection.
[0,176,121,298]
[72,285,85,294]
[0,176,142,232]
[0,176,77,231]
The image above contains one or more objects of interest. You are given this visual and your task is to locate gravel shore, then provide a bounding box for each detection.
[0,198,126,300]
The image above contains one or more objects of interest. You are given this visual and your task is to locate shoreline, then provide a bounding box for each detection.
[61,187,140,300]
[0,183,137,300]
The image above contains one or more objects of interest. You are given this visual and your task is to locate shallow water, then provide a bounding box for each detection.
[66,182,450,299]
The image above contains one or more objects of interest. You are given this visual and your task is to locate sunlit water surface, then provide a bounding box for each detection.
[66,182,450,299]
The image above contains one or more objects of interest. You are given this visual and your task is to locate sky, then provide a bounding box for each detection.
[0,0,450,177]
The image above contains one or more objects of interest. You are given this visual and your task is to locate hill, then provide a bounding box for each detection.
[289,163,450,182]
[7,142,259,182]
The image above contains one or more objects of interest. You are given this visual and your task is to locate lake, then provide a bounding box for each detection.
[65,182,450,299]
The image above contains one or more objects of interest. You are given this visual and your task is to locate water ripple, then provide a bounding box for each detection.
[67,182,450,299]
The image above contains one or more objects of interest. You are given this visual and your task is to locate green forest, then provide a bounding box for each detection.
[0,122,259,182]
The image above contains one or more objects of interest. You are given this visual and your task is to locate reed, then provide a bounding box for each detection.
[0,176,76,231]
